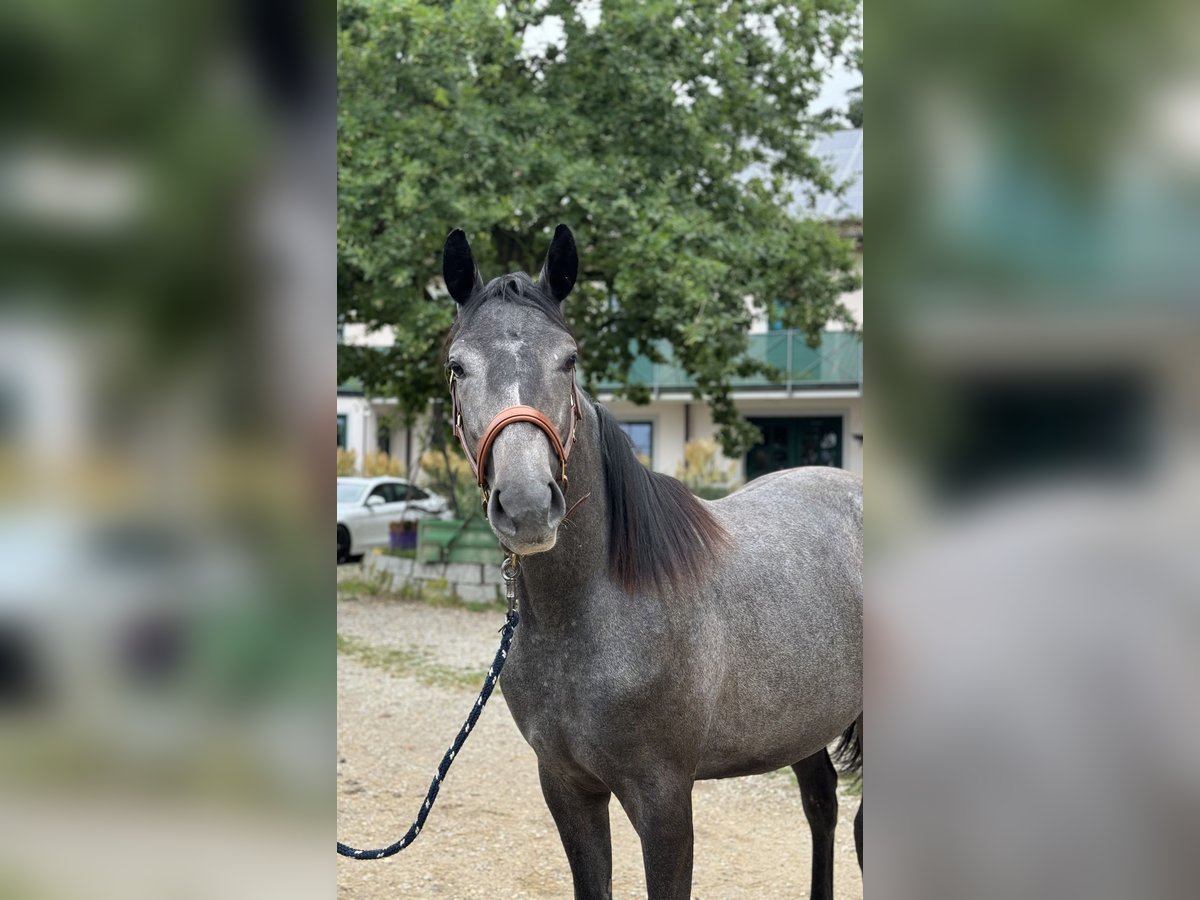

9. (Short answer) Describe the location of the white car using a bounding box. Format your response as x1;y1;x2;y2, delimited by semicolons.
337;477;452;563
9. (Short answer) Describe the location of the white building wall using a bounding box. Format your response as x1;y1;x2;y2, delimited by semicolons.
341;323;397;348
599;399;686;475
336;394;427;476
598;392;863;482
336;395;376;466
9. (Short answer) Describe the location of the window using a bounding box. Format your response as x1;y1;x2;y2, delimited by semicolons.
377;421;391;455
618;422;653;465
337;414;347;449
745;416;843;481
402;484;429;502
369;483;401;503
337;483;367;504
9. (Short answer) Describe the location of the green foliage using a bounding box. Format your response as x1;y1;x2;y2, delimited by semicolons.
847;85;863;128
339;0;862;455
418;446;481;520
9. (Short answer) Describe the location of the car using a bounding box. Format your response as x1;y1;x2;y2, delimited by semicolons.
337;476;452;563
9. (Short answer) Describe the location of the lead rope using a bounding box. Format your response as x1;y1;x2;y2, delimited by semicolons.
336;554;522;860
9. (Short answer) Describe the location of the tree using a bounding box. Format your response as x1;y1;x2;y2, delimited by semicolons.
338;0;862;454
847;85;863;128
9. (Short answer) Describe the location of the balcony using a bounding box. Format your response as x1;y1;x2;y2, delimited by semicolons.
593;329;862;395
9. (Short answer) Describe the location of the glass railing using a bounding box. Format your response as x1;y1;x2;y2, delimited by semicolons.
593;329;862;393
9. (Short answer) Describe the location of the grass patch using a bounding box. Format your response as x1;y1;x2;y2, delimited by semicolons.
336;567;394;597
338;569;505;613
403;577;504;612
336;633;489;692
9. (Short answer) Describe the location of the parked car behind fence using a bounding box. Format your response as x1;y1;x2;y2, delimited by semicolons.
336;477;452;563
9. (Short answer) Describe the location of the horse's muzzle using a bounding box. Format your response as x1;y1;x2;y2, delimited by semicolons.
487;478;566;553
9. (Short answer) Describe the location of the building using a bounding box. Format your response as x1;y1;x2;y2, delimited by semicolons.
338;129;863;483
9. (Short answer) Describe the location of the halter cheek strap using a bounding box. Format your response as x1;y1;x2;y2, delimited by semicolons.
450;373;582;504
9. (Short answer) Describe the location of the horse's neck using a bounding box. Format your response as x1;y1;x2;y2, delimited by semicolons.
515;402;608;627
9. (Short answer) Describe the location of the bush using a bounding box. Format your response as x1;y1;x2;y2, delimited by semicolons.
363;451;405;477
675;439;739;497
418;446;481;520
336;448;357;476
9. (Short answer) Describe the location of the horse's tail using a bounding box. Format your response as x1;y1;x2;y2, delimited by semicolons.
833;716;862;775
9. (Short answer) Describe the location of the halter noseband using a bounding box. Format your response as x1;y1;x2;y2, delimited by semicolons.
449;372;582;506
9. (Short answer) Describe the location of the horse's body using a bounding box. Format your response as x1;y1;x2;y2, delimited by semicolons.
504;434;862;778
442;226;862;899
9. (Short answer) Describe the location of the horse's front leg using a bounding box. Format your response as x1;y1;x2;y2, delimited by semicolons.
539;762;614;900
616;774;695;900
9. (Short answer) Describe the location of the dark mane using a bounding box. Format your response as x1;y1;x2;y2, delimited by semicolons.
446;271;571;348
595;403;731;594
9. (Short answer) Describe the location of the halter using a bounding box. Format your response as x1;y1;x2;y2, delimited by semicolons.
449;371;583;507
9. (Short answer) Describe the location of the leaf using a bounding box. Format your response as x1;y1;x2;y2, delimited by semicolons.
338;0;862;455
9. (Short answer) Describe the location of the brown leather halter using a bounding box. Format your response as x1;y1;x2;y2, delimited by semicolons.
449;371;583;505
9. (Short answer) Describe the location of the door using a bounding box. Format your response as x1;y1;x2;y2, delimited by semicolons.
744;416;843;481
363;482;406;546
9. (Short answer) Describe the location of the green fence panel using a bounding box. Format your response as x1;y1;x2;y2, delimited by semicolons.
417;518;504;565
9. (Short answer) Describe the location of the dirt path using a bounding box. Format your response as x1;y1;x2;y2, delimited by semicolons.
337;571;863;899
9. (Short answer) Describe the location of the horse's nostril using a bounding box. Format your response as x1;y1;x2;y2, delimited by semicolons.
488;490;515;532
547;481;566;524
488;481;559;536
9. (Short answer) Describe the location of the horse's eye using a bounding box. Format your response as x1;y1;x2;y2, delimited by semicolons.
564;353;578;371
448;361;465;378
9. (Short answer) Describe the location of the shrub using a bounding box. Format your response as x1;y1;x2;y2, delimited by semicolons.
336;448;358;476
363;451;405;477
418;446;480;520
675;438;739;497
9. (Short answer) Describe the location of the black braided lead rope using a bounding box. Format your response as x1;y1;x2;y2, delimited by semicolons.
336;607;520;860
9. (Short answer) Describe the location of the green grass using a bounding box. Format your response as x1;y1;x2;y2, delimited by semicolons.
338;569;505;613
336;633;490;692
337;566;394;597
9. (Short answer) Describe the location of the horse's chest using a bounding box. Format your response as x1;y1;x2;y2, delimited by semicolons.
501;626;701;775
501;641;598;760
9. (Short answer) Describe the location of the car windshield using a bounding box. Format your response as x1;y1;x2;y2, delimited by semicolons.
337;483;368;505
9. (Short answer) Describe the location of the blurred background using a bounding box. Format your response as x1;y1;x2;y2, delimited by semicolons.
6;0;1199;894
0;1;331;897
872;1;1200;898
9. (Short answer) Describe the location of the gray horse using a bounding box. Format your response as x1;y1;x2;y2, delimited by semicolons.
443;225;863;900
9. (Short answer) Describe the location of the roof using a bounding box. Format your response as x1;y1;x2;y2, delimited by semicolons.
740;128;863;222
801;128;863;220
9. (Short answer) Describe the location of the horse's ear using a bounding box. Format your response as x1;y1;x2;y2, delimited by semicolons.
443;228;483;305
540;224;578;302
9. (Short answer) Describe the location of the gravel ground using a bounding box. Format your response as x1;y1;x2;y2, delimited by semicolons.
337;567;863;899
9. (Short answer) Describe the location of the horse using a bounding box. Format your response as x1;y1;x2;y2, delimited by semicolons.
441;224;863;899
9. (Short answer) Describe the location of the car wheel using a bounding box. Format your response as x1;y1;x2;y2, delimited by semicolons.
337;525;351;565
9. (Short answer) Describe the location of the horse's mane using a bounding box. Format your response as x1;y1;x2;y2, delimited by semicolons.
446;272;570;346
594;403;730;595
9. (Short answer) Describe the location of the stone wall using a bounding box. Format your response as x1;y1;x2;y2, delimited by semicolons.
364;553;505;606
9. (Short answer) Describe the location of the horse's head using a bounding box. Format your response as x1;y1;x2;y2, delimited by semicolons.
443;225;580;555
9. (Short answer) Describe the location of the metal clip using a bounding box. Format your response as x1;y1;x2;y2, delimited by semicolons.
501;554;520;615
